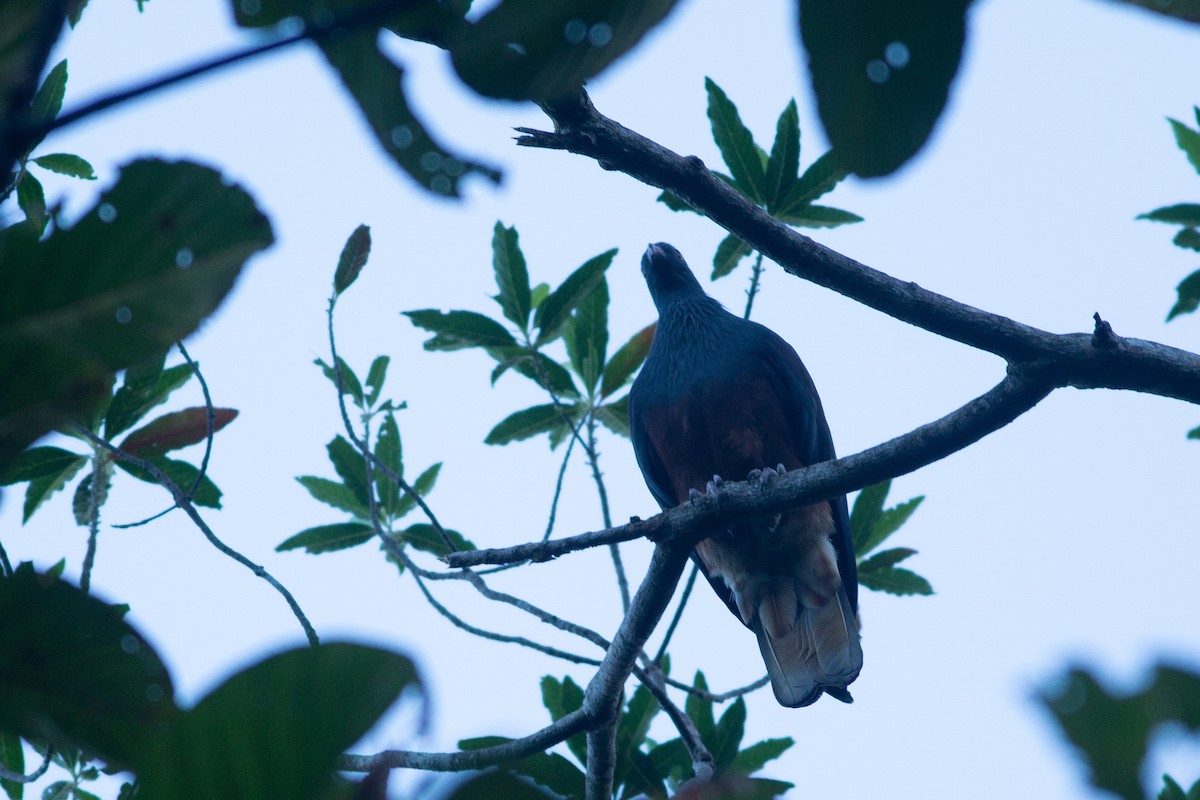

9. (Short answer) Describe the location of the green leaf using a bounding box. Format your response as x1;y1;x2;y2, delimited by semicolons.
365;355;390;406
115;456;222;508
646;738;690;785
31;153;96;180
16;171;47;234
773;150;852;220
374;412;403;518
685;672;716;747
595;396;631;438
1170;115;1200;174
315;357;365;407
485;403;570;446
801;0;970;176
22;454;88;524
710;697;747;772
40;782;71;800
656;190;697;213
276;522;375;554
1138;203;1200;226
1173;228;1200;252
567;277;609;394
326;435;370;509
315;30;500;196
1187;425;1200;440
872;495;925;547
295;476;368;517
0;729;25;800
850;481;888;553
0;446;84;485
491;350;581;399
858;546;917;571
30;60;68;132
118;407;238;457
705;78;766;203
0;159;273;472
139;643;420;800
858;565;933;596
71;467;111;528
534;249;617;346
105;360;193;440
613;684;660;789
1159;775;1188;800
492;222;532;330
506;752;587;800
399;523;475;557
393;461;443;519
600;323;654;399
712;234;753;280
764;100;800;212
777;204;863;228
1041;664;1200;800
540;676;587;766
729;737;794;775
620;750;668;800
1107;0;1200;22
1167;270;1200;321
333;224;370;296
403;309;518;351
443;770;558;800
450;0;680;103
0;566;179;767
747;777;795;798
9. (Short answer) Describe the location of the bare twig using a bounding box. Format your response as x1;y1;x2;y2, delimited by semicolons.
0;746;52;783
663;674;771;703
0;539;12;576
69;424;319;647
743;250;765;320
80;459;102;593
654;561;699;664
633;663;715;781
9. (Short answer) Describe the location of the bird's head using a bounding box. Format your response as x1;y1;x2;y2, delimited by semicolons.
641;242;706;310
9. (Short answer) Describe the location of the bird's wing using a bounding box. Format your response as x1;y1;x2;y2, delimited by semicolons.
628;387;678;511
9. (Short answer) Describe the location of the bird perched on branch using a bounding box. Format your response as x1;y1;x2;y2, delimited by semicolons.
628;242;862;708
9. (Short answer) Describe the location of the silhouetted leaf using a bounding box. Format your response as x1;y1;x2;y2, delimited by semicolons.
595;396;630;438
777;205;863;228
115;457;222;508
711;698;746;771
850;481;888;553
541;676;587;765
31;153;95;180
685;672;716;746
601;323;654;399
492;222;532;330
485;403;566;446
0;446;83;485
534;249;617;346
858;565;932;596
277;522;375;554
1169;113;1200;173
334;224;370;296
118;407;237;457
1167;270;1200;321
712;234;753;280
365;355;390;406
800;0;970;176
0;729;23;800
444;770;558;800
491;350;581;399
295;476;367;517
764;100;800;212
729;737;793;775
706;78;765;203
20;452;87;523
404;310;518;351
16;171;46;234
374;412;403;517
1139;204;1200;226
315;357;365;407
567;277;609;393
105;361;193;440
656;190;696;213
400;523;475;557
30;60;67;137
71;466;110;527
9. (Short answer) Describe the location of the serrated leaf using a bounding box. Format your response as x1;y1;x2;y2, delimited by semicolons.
0;729;23;800
485;403;569;446
774;150;851;217
0;446;84;485
712;234;753;280
540;676;587;766
118;407;238;457
1160;775;1188;800
1170;116;1200;174
600;323;654;399
365;355;390;406
1167;270;1200;321
1139;204;1200;226
22;455;88;524
31;153;96;180
685;671;716;746
276;522;374;554
801;0;969;176
705;78;766;203
115;457;222;508
31;60;67;133
711;698;747;772
850;481;889;553
315;357;365;407
1172;228;1200;252
374;412;403;518
656;190;697;213
646;738;690;784
295;476;368;517
621;749;668;800
567;277;609;393
492;222;532;330
16;171;47;234
104;361;193;440
730;737;794;775
400;523;475;557
858;565;933;596
333;224;370;296
595;396;631;438
71;467;111;527
872;495;925;546
613;684;660;789
777;204;863;228
450;0;680;103
403;309;518;351
748;777;796;798
325;435;370;509
0;159;272;471
534;249;617;346
764;100;800;212
858;546;917;572
491;349;581;399
393;462;443;519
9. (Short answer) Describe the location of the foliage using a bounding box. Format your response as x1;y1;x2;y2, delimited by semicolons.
658;79;860;290
1139;106;1200;322
0;564;421;800
1041;663;1200;800
850;480;932;596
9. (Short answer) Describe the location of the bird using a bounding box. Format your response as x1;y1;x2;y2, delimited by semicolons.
628;242;862;708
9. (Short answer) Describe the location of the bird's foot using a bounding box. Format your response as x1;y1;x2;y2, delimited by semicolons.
749;465;785;486
688;475;725;505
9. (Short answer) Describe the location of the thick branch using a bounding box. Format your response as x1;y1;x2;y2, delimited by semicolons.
515;91;1200;404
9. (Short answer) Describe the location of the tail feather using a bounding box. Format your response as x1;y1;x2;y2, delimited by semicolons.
755;586;862;708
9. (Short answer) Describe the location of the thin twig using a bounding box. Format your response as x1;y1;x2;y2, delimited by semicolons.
632;663;714;781
585;414;630;612
663;674;770;703
0;538;12;576
0;747;52;783
79;459;102;594
743;250;765;320
70;423;319;647
654;561;699;664
542;431;576;542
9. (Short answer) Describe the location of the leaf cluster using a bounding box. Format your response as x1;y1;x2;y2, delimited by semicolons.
0;351;235;527
404;222;652;450
460;669;793;800
850;480;932;596
0;565;419;800
659;79;861;283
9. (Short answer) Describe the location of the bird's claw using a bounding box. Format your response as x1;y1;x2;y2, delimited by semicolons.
706;474;724;494
750;465;784;486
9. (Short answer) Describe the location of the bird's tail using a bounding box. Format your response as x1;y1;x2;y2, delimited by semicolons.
754;586;862;708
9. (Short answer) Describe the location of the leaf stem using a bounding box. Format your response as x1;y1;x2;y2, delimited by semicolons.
743;250;765;319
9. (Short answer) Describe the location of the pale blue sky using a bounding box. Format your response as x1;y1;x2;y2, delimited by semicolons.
4;1;1200;797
